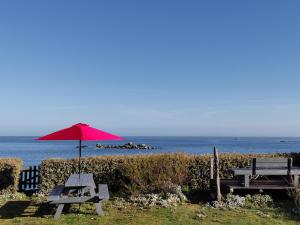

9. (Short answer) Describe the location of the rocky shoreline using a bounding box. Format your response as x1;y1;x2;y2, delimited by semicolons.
96;142;159;150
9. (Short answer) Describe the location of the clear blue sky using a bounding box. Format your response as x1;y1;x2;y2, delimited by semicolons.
0;0;299;136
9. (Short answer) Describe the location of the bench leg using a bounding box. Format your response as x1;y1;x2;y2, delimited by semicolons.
293;175;299;187
244;175;250;188
54;204;64;219
95;202;104;216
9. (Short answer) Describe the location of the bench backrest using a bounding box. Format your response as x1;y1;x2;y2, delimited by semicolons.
252;158;292;176
253;158;292;169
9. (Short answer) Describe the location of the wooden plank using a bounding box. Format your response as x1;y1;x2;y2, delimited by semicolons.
50;196;97;204
288;169;300;175
256;158;288;163
255;169;290;175
210;158;214;180
227;185;296;190
19;170;23;191
95;202;103;215
221;179;295;190
213;147;221;202
256;163;287;168
98;184;109;200
244;175;249;188
293;175;299;187
24;169;28;190
48;185;65;202
65;173;96;188
37;166;40;189
54;204;64;219
233;168;252;175
29;166;32;189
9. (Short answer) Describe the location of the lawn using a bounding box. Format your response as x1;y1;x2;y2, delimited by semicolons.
0;198;300;225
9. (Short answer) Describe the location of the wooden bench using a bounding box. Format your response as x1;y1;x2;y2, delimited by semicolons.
232;157;300;189
47;183;110;219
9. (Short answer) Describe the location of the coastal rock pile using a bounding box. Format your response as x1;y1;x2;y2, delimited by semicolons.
96;142;159;150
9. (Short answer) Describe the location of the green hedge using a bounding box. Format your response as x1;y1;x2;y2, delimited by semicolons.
39;152;300;195
0;158;22;194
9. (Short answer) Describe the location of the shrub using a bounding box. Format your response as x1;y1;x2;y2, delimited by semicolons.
244;194;273;209
0;192;27;202
206;194;273;209
0;158;22;194
39;152;300;196
119;154;190;195
129;193;182;208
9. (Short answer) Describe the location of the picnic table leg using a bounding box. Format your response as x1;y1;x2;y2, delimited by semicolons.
244;175;250;188
95;202;104;215
54;204;64;219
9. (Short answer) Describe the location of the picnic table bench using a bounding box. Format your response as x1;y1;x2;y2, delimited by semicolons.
210;157;300;193
232;158;300;188
47;173;109;219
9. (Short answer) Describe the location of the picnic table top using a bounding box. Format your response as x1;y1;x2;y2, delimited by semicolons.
65;173;96;188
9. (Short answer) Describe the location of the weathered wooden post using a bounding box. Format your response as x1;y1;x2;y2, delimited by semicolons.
213;146;222;202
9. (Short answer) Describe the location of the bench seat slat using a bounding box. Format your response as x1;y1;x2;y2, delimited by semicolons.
50;196;96;204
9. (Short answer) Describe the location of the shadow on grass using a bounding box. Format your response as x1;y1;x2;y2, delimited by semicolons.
0;201;31;218
185;190;213;204
0;200;107;219
0;201;58;219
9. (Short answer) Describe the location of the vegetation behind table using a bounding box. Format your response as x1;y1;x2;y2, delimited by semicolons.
39;152;300;195
0;158;22;194
1;152;300;195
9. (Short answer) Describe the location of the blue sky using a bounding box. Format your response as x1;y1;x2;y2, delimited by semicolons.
0;0;299;136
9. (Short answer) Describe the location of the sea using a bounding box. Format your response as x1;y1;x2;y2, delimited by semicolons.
0;136;300;167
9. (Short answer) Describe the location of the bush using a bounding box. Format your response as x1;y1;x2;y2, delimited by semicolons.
39;152;300;196
206;194;273;209
244;194;273;209
120;154;190;195
0;158;22;194
40;154;190;195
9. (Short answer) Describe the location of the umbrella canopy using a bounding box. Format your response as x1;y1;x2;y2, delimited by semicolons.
37;123;124;175
36;123;123;141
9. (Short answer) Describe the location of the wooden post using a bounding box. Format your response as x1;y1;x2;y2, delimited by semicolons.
213;146;222;202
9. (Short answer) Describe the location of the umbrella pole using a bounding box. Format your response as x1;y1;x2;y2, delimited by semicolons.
79;140;82;175
79;140;82;199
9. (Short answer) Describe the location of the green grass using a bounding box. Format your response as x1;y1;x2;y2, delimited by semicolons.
0;197;300;225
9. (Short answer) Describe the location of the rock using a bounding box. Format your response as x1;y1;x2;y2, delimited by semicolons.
96;142;159;150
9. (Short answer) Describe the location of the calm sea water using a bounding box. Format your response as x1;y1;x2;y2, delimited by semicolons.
0;136;300;167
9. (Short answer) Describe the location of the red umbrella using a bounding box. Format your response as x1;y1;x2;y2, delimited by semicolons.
37;123;124;174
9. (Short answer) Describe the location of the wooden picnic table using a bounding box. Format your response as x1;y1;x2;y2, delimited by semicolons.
232;158;300;188
47;173;109;219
